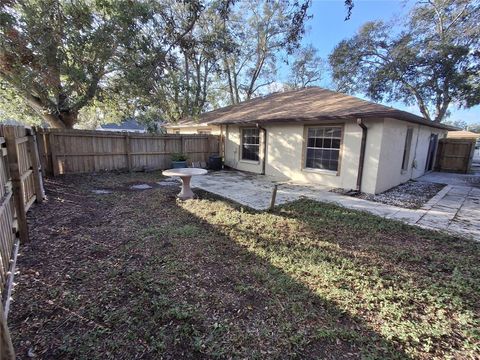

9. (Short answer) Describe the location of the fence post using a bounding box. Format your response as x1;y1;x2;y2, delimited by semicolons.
26;128;44;203
35;128;50;176
49;132;60;176
0;304;15;360
269;184;278;211
3;127;29;243
125;134;132;172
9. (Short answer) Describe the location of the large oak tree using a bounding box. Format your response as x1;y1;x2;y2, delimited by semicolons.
329;0;480;122
0;0;201;128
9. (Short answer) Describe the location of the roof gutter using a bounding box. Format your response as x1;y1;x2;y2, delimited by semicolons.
356;118;368;192
208;114;457;131
256;123;267;175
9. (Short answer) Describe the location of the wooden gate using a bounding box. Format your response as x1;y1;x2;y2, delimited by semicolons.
435;138;476;173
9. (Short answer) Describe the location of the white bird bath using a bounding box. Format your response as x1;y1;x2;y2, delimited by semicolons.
162;168;208;200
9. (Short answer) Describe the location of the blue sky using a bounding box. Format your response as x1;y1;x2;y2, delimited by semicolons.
281;0;479;125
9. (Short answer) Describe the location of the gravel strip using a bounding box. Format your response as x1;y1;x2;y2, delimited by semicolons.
331;180;446;209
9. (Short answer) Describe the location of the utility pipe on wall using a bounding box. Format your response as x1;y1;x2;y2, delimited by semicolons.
356;118;368;192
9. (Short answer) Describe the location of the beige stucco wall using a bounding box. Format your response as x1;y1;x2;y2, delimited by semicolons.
224;119;385;192
224;118;447;194
224;125;266;173
411;124;447;178
374;118;447;193
166;125;221;135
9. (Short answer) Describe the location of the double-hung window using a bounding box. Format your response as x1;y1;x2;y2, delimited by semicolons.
241;128;260;161
305;127;342;172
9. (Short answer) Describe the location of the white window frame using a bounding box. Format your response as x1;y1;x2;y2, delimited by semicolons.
304;126;343;174
241;127;260;162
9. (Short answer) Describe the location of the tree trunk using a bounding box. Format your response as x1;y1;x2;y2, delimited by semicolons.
224;57;236;105
43;110;78;129
184;52;190;112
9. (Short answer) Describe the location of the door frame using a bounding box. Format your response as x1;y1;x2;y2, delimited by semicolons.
425;133;439;172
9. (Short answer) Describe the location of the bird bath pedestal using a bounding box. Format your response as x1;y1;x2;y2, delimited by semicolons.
162;168;208;200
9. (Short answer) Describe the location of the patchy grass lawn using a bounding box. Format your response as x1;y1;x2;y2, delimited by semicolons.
10;172;480;359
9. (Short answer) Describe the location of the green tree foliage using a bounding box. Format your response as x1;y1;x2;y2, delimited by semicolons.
122;2;229;124
0;0;202;128
443;119;468;129
0;80;43;125
468;123;480;133
288;44;324;88
120;0;318;123
1;0;354;127
329;0;480;122
222;0;310;104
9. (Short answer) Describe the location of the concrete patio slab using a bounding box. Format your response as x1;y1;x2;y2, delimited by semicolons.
418;171;480;188
191;170;480;241
191;170;333;210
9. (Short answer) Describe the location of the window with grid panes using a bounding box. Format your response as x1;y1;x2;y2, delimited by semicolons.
305;127;342;171
241;128;260;161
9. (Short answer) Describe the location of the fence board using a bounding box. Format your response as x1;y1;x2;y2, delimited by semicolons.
40;130;221;175
0;125;45;358
436;138;475;173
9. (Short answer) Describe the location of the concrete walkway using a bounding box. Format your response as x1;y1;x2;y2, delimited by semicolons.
191;170;480;242
419;171;480;188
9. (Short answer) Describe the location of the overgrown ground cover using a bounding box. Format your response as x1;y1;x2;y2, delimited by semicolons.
9;172;480;359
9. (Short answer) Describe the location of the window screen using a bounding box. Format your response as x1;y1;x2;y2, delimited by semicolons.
241;128;260;161
305;127;342;171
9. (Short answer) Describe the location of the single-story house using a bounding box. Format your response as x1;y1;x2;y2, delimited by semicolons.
166;121;221;135
98;118;148;133
168;87;455;194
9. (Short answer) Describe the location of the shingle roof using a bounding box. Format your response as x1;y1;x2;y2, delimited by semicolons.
447;130;480;139
178;87;456;130
100;118;146;131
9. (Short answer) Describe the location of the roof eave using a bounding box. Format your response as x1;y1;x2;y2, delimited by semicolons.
165;123;212;128
208;115;357;126
209;113;458;131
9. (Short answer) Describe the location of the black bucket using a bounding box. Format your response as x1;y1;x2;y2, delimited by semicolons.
208;155;223;171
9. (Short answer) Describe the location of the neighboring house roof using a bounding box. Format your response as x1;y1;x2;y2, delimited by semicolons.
177;87;456;130
447;130;480;139
166;122;212;129
0;119;26;126
99;118;146;132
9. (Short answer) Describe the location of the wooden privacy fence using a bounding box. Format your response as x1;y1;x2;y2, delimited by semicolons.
36;129;221;176
435;138;476;173
0;125;45;359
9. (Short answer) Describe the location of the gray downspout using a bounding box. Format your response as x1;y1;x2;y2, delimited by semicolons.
256;123;267;175
220;125;225;159
356;118;368;192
